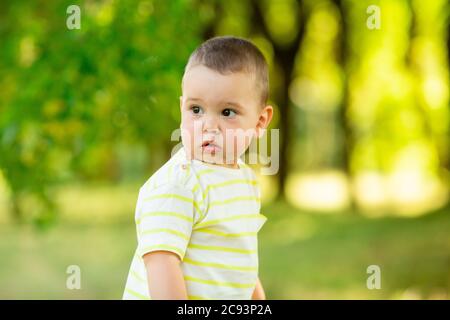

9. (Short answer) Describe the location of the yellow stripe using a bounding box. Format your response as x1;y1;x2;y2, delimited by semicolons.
190;171;209;222
195;228;257;238
201;179;258;202
125;288;149;300
141;228;191;241
190;169;215;205
194;213;264;229
192;183;200;193
140;245;184;258
184;275;255;288
144;193;191;204
184;165;191;184
131;270;146;283
209;196;260;207
188;243;256;254
137;211;192;224
143;193;202;213
183;257;258;271
196;169;215;177
188;295;212;300
208;179;257;189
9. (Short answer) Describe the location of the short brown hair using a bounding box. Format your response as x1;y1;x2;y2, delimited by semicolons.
183;36;269;106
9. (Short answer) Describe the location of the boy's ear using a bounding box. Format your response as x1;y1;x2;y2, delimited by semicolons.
256;105;273;138
179;96;183;111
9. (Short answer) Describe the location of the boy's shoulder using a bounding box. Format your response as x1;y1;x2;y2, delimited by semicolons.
139;147;197;196
138;146;260;200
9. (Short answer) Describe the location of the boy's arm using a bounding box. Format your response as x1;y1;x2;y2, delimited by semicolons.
252;277;266;300
143;251;188;300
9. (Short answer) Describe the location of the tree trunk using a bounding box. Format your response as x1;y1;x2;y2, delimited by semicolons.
250;0;306;200
11;193;23;224
333;0;356;212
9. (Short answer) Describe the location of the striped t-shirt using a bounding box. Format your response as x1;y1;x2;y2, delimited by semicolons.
122;146;267;300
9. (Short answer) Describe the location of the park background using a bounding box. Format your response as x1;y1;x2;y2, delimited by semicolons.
0;0;449;299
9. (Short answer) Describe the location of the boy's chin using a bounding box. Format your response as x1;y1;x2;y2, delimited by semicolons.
196;152;237;166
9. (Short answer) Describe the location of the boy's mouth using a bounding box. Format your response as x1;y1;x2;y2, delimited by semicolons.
202;141;211;147
201;140;221;153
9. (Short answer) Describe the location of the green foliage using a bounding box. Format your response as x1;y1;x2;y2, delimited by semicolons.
0;0;206;224
0;0;448;223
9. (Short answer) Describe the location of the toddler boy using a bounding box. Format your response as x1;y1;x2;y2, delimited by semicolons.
123;36;273;300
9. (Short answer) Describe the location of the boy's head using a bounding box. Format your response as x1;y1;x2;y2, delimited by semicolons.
180;36;273;168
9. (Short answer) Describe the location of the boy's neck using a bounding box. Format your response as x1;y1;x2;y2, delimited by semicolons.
197;160;240;170
216;162;240;169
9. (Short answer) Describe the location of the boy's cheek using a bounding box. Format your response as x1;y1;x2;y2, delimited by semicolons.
181;123;200;143
180;123;193;149
227;131;254;147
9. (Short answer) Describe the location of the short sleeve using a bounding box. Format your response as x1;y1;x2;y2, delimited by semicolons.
135;183;195;261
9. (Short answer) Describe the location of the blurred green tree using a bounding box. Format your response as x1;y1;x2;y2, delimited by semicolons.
0;0;206;225
0;0;448;224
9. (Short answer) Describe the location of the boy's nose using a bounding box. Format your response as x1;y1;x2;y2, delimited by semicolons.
204;127;220;135
202;116;220;133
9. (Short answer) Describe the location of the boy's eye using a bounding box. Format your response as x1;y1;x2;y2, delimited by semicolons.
190;105;203;114
222;108;237;117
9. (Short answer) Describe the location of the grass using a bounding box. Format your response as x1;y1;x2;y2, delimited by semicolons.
0;184;449;299
259;201;450;299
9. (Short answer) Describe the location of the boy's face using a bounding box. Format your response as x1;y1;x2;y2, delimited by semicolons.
180;64;273;168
